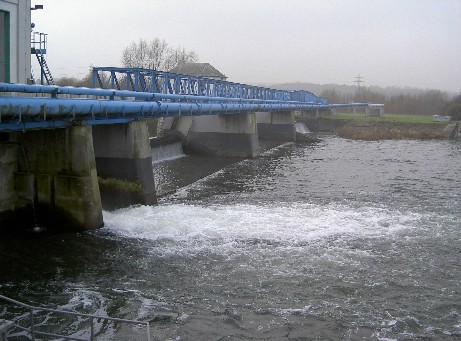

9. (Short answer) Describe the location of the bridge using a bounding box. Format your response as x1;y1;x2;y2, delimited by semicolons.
0;68;369;232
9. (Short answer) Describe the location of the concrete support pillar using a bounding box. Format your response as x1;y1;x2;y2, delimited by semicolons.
256;111;296;141
0;140;21;227
296;110;321;131
168;114;259;158
0;126;104;231
93;121;157;210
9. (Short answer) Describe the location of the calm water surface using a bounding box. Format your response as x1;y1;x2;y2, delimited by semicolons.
1;137;460;340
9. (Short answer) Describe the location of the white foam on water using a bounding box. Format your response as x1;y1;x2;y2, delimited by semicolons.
102;201;432;256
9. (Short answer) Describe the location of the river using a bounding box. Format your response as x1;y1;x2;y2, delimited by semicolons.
1;136;460;340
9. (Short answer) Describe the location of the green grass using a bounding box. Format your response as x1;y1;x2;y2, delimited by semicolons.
321;112;443;125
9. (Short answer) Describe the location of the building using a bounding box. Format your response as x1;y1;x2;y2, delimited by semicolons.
365;104;385;117
169;62;227;81
0;0;31;83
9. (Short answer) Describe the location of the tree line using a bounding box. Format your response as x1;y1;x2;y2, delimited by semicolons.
320;87;460;117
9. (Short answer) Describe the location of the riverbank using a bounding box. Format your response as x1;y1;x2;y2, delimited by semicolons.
336;121;448;140
311;114;457;140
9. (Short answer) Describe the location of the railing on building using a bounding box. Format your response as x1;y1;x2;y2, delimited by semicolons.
0;295;151;341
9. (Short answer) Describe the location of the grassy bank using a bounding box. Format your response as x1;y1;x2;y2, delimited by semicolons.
320;113;450;140
324;112;441;124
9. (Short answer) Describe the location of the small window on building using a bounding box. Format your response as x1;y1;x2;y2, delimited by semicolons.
0;10;10;82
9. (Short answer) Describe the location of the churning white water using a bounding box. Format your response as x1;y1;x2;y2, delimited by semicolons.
2;137;460;340
103;202;429;257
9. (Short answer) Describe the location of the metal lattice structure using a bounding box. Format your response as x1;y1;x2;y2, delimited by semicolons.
93;67;327;105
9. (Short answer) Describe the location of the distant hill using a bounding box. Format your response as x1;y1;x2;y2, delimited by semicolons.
266;82;455;98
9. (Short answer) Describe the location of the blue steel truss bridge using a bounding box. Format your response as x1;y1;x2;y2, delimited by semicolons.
0;67;368;132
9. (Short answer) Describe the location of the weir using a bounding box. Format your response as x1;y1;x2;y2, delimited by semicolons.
0;77;369;232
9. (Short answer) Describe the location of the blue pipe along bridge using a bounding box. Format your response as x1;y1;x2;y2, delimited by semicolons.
0;67;370;232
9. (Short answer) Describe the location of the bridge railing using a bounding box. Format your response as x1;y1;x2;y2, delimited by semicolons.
93;67;328;105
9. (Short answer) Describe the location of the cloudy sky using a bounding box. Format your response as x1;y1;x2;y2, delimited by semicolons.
31;0;461;93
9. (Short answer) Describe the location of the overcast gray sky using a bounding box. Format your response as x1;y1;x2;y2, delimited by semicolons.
31;0;461;93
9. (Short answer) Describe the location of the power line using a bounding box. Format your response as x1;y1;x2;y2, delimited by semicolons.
354;74;364;89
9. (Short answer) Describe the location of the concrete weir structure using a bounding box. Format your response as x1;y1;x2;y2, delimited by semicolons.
163;113;259;157
256;111;296;141
93;121;157;210
0;79;369;232
0;120;156;232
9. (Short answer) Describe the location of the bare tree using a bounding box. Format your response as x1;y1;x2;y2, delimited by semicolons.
121;38;198;71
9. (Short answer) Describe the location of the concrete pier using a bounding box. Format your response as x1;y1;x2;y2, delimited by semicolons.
0;121;158;231
0;126;103;231
93;121;157;210
163;114;260;158
295;110;321;131
256;111;296;141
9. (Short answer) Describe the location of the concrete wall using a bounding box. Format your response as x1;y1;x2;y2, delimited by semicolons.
93;121;157;210
0;0;31;83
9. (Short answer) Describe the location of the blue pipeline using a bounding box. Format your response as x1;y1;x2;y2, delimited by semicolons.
0;83;325;105
0;83;369;132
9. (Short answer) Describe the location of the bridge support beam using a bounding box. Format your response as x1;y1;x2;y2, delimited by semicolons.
164;114;259;158
256;111;296;141
0;126;103;232
93;121;157;210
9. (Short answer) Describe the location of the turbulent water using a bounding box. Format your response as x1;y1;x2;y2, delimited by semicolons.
1;137;460;340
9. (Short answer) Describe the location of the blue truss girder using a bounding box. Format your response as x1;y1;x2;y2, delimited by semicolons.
92;67;326;104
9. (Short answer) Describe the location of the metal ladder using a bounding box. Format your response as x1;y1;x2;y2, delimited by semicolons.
31;32;55;85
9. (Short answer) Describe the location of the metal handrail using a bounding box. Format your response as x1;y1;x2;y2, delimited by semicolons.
0;295;151;341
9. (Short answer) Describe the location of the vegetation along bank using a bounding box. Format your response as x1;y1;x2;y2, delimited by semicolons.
314;113;459;141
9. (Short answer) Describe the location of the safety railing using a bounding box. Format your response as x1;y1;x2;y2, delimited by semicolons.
0;295;151;341
31;32;48;55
